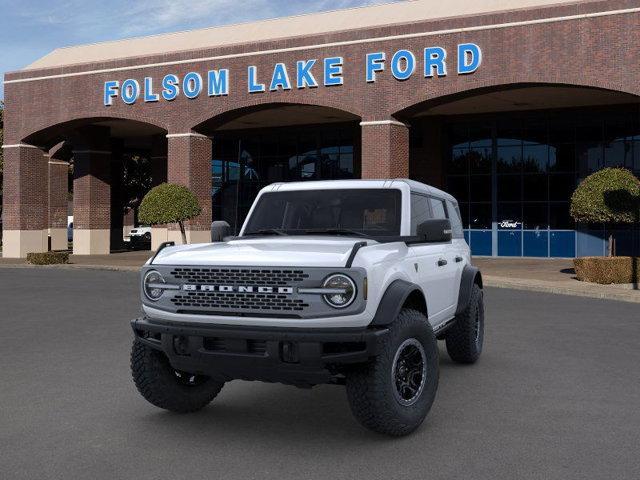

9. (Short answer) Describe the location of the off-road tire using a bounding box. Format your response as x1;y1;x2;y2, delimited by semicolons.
345;309;439;436
131;340;224;413
445;283;484;364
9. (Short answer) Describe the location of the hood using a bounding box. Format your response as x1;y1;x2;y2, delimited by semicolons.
152;236;371;267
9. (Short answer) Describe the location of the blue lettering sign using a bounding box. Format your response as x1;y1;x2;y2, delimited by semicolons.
121;79;140;104
390;50;415;81
101;45;483;105
270;63;292;91
324;57;343;86
248;66;265;93
458;43;482;74
183;72;203;99
366;52;385;83
424;47;447;77
296;60;318;89
144;77;159;102
104;80;119;106
208;69;229;96
161;74;179;101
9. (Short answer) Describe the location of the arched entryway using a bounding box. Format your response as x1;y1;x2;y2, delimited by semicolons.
4;117;167;257
194;103;361;233
396;84;640;258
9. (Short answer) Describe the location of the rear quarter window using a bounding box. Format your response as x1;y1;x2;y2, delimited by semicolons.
446;199;464;239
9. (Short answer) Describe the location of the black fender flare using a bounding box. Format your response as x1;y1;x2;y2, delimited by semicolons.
455;265;483;316
370;279;426;326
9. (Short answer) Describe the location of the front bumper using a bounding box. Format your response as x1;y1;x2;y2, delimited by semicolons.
131;317;389;387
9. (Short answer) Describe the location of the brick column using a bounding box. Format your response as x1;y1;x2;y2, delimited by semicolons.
166;132;212;245
150;134;169;250
48;158;69;251
1;144;49;258
72;127;112;255
360;120;410;179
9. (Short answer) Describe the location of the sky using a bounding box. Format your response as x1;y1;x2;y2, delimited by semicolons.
0;0;401;100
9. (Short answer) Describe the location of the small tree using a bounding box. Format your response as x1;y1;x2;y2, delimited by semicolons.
570;168;640;256
138;183;202;244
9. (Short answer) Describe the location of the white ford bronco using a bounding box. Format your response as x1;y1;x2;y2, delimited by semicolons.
131;179;484;436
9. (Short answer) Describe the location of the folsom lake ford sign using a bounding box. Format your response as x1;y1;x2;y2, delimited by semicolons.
103;43;482;106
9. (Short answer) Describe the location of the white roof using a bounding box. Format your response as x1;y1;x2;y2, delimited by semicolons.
25;0;585;70
263;179;456;202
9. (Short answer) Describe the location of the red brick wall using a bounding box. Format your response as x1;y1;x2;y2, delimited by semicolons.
361;123;410;178
2;146;48;230
72;151;111;230
167;135;213;230
4;0;640;147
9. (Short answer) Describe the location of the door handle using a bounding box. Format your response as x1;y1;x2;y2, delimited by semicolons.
455;256;463;263
437;259;448;267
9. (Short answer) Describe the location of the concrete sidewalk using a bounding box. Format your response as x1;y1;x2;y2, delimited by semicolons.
1;251;639;303
474;257;640;303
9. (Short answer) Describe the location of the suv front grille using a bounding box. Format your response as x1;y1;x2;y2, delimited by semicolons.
170;291;310;312
203;337;267;355
170;268;309;286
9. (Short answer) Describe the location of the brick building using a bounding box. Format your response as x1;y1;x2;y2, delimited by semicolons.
3;0;640;258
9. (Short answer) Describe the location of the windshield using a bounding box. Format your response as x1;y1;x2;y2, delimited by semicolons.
243;189;402;237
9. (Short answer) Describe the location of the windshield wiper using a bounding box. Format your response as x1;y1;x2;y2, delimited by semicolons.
243;228;287;236
302;228;371;238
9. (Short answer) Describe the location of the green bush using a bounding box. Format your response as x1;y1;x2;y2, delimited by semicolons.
138;183;202;244
570;168;640;256
574;256;640;284
570;168;640;224
27;251;70;265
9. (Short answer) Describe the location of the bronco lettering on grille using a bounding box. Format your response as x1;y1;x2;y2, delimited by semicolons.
182;285;294;294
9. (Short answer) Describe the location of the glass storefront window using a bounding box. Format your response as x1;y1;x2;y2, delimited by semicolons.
450;148;469;174
549;174;576;201
497;203;522;229
470;147;492;173
497;145;522;173
549;144;575;172
523;203;548;229
469;175;492;202
604;140;632;168
634;142;640;171
523;144;548;173
458;202;469;229
577;142;603;174
522;174;548;202
446;105;639;257
470;203;491;229
549;202;573;229
211;123;358;234
446;176;469;202
497;175;521;202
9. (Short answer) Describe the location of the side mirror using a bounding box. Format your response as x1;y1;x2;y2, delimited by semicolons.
416;219;452;243
211;221;231;242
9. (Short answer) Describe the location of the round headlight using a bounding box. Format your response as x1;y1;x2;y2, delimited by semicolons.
143;270;166;301
322;274;356;308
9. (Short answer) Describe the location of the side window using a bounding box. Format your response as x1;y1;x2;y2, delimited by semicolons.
429;197;447;220
446;200;464;239
410;193;431;234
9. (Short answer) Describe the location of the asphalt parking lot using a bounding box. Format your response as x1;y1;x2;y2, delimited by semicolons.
1;268;639;480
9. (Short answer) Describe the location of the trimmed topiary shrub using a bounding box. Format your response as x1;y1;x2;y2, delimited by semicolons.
574;256;639;284
138;183;202;244
27;251;70;265
570;168;640;256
